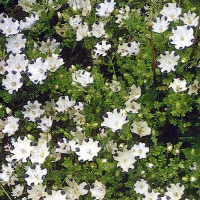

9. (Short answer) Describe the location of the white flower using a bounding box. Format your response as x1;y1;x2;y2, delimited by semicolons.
142;190;160;200
25;164;47;186
129;84;141;100
152;16;170;33
5;53;28;74
30;142;49;164
72;69;93;86
132;142;149;159
2;71;23;94
188;80;199;95
39;38;61;54
157;51;180;73
74;102;84;111
64;179;89;200
46;53;64;72
96;0;116;17
44;190;66;200
10;136;34;162
91;21;105;38
74;138;101;162
90;180;106;200
76;22;89;41
27;183;47;200
0;14;20;36
126;41;140;55
0;163;15;183
22;100;44;122
20;13;39;30
0;60;6;75
37;116;53;132
2;116;19;136
94;40;111;56
180;10;199;27
130;120;151;137
169;78;187;92
105;140;118;154
124;99;141;114
27;57;49;84
109;80;121;92
70;126;85;145
6;34;27;54
69;15;82;28
101;108;129;133
113;145;137;172
68;0;91;16
117;43;129;57
18;0;36;13
115;5;130;27
169;25;194;50
160;3;181;22
55;138;71;154
55;96;76;113
165;183;185;200
134;179;149;194
11;184;24;197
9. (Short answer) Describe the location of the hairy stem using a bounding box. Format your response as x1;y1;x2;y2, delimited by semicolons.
150;25;156;84
0;184;12;200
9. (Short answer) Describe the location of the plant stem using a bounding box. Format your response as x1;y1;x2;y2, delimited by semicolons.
150;25;156;84
0;184;12;200
189;9;200;65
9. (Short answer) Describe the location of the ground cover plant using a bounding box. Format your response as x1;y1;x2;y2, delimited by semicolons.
0;0;200;199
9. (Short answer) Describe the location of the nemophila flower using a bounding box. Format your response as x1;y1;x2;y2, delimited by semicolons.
165;183;185;200
0;14;20;36
74;138;101;162
115;5;130;27
158;196;172;200
130;120;151;137
169;78;187;92
10;136;34;162
105;140;118;154
133;142;149;159
11;184;24;197
46;53;64;72
45;190;66;200
30;142;50;164
188;80;199;95
152;16;170;33
96;0;116;17
68;0;91;16
20;12;39;30
64;179;89;200
27;183;47;200
142;190;160;200
0;163;15;182
72;69;93;86
101;108;129;133
160;3;181;22
129;84;141;100
91;21;105;38
55;96;76;113
73;112;86;125
180;10;199;27
18;0;36;12
5;53;28;74
55;138;71;154
124;99;141;114
133;179;149;195
25;163;47;186
70;126;85;144
94;40;111;56
113;145;136;172
6;34;26;54
76;22;89;41
117;43;129;57
74;102;84;111
2;71;23;94
90;180;106;200
22;100;44;122
27;57;49;84
37;116;53;132
2;116;19;136
169;25;194;50
127;41;140;55
0;60;6;75
39;38;61;54
109;80;121;92
69;15;82;28
157;51;180;73
44;99;60;122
